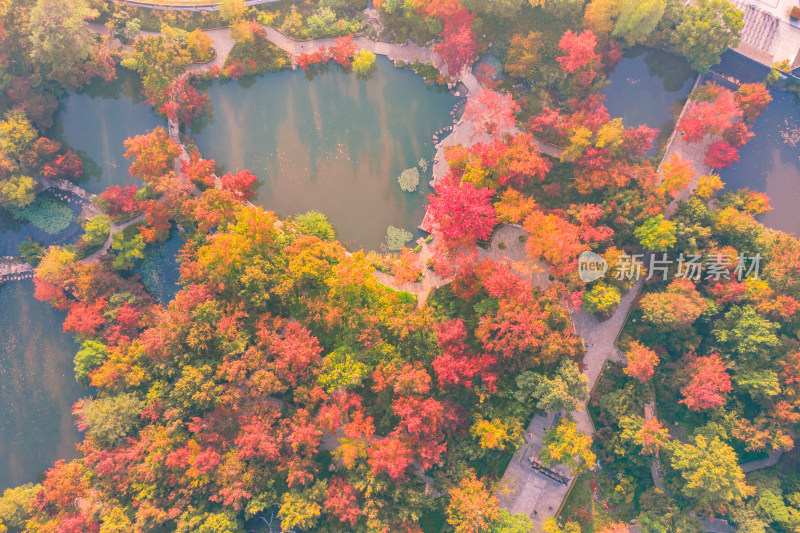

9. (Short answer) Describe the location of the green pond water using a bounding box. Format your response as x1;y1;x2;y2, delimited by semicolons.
192;56;459;250
0;281;86;490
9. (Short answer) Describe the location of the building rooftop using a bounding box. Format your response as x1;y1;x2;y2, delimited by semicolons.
730;0;800;68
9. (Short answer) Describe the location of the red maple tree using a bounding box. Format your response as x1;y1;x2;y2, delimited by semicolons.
220;169;257;201
556;29;600;84
426;175;496;250
98;184;140;218
123;127;181;182
704;140;740;169
42;151;83;182
159;77;208;125
624;341;660;382
735;83;771;121
680;353;732;411
463;89;520;140
435;9;478;76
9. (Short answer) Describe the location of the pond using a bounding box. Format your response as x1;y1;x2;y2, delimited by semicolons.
137;228;184;305
192;56;459;250
50;69;165;195
718;89;800;237
0;191;83;257
0;281;86;490
602;46;696;154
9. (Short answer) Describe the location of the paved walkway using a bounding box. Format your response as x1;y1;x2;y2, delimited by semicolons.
496;277;642;530
113;0;278;11
187;28;236;73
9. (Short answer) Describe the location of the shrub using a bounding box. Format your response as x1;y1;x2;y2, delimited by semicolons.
225;26;290;77
187;29;214;63
582;282;622;316
791;6;800;19
81;215;111;249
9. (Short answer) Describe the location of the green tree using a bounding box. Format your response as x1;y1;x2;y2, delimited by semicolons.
19;240;45;266
28;0;95;83
530;0;586;19
613;0;666;45
635;215;676;251
0;483;39;531
74;339;108;386
111;232;145;270
220;0;248;23
306;7;337;38
81;214;111;248
515;360;588;414
672;434;754;515
670;0;744;73
490;509;536;533
78;393;144;445
352;49;376;76
638;487;705;533
538;418;596;475
712;305;779;366
461;0;526;18
291;211;336;241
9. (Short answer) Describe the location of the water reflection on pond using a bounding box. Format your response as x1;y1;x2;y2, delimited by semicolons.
51;69;164;195
0;280;86;490
602;46;696;153
193;57;458;250
718;90;800;237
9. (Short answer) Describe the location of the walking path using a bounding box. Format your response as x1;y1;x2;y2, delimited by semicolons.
113;0;278;11
496;278;642;529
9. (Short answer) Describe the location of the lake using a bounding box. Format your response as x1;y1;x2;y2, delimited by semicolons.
0;281;86;490
54;59;458;251
192;57;458;250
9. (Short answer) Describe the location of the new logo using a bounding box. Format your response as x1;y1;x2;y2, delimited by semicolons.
578;251;608;283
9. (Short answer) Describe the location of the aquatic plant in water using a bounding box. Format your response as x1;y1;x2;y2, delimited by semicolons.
386;225;412;251
397;167;420;192
8;196;74;234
